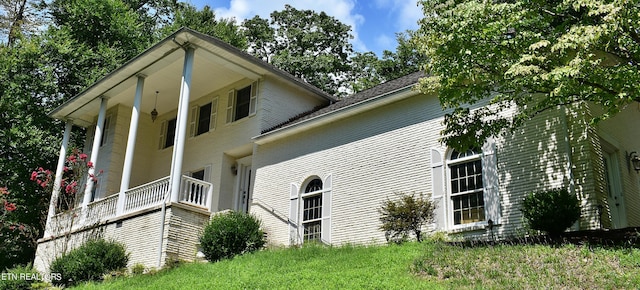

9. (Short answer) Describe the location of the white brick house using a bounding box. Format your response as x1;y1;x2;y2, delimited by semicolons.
35;28;640;272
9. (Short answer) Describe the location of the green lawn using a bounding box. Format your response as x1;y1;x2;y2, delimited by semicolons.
73;242;640;289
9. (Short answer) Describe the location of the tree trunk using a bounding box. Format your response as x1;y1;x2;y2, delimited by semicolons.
7;0;27;47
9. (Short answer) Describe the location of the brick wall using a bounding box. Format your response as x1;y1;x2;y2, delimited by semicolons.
251;93;605;245
34;204;210;275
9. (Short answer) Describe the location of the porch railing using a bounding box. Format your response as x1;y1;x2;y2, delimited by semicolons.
179;175;212;211
47;175;213;233
86;194;119;223
123;176;171;213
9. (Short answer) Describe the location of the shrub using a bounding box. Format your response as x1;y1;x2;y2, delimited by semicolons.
49;239;129;286
521;188;581;236
199;211;266;262
379;192;436;243
0;265;40;290
130;263;145;275
163;256;184;270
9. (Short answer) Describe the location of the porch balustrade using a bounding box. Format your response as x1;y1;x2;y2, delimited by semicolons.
123;176;171;213
86;194;118;224
47;175;213;236
179;176;212;211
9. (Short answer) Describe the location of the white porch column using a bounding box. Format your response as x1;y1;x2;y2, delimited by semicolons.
117;75;145;214
45;121;73;235
82;97;108;208
169;46;195;203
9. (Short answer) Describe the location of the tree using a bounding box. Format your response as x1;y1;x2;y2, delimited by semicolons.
414;0;640;150
0;37;62;269
349;51;385;92
161;3;246;49
0;0;43;46
0;0;166;268
349;31;422;92
377;31;422;81
47;0;154;62
243;15;274;62
243;5;354;97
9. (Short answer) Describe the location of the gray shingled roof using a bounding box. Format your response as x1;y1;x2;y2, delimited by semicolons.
261;71;425;134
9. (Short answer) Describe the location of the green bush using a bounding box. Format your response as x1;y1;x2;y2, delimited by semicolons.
0;265;40;290
49;239;129;286
379;192;436;243
130;263;145;275
199;211;266;262
521;188;581;236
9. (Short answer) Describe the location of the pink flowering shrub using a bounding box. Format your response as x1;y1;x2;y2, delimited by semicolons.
1;149;99;269
1;187;17;213
31;148;99;213
1;187;17;215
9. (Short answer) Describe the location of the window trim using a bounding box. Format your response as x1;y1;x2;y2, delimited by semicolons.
158;116;177;150
187;165;211;182
289;174;332;245
301;178;324;243
190;96;219;138
226;81;258;124
446;148;487;230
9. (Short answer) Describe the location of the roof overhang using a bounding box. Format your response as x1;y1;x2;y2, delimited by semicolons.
254;85;421;144
49;27;335;127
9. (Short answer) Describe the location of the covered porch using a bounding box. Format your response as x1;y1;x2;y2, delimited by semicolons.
41;28;266;236
44;174;212;236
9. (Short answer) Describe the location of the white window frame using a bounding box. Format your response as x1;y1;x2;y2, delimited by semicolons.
447;148;487;230
301;179;324;242
226;81;258;124
190;97;218;138
187;165;211;182
289;174;332;245
158;116;177;150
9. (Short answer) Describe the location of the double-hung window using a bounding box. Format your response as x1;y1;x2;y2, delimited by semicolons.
159;117;177;149
430;143;500;231
226;82;257;123
190;97;218;137
449;149;485;225
302;179;323;242
289;175;333;245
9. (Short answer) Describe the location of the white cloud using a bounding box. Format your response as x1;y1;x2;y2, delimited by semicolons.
371;0;421;31
214;0;368;51
375;34;393;50
397;1;422;31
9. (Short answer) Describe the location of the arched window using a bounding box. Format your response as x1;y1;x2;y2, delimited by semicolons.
449;148;485;225
305;179;323;193
289;175;333;245
302;178;323;242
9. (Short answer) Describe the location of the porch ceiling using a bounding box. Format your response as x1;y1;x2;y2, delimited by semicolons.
66;51;248;127
49;28;334;127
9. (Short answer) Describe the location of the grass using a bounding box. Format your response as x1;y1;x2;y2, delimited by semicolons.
71;241;640;290
413;243;640;288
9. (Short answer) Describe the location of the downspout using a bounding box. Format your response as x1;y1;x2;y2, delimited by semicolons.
561;106;578;230
157;189;171;267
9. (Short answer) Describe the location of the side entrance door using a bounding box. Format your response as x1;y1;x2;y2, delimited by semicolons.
234;157;252;213
602;150;627;229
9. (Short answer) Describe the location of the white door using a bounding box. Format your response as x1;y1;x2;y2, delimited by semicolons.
235;163;252;213
603;152;627;228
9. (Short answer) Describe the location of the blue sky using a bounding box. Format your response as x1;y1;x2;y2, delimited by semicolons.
184;0;423;56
